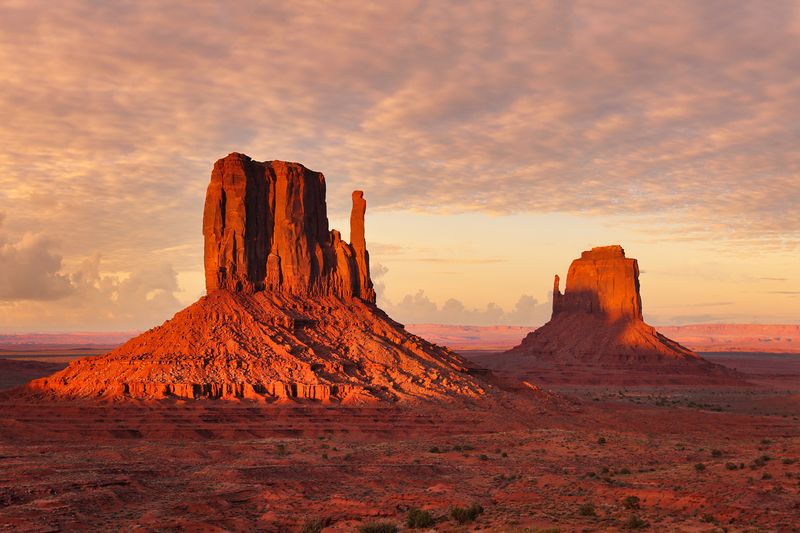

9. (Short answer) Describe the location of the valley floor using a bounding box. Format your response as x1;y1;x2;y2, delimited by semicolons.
0;353;798;532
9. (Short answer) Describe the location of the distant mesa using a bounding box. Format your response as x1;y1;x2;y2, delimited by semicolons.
26;153;489;403
483;246;740;385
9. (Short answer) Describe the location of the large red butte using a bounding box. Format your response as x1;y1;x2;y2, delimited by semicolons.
26;154;487;402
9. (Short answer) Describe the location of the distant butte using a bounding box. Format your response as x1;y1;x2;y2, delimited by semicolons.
27;153;489;403
482;246;741;385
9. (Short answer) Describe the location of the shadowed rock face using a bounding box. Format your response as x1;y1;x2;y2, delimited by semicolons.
203;153;374;302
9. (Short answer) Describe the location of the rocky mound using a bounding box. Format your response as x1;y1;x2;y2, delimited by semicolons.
482;246;739;385
27;153;489;403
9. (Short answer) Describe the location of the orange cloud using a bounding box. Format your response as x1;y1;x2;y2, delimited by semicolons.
0;1;798;327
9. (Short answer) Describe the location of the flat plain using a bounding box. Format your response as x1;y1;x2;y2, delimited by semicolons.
1;350;798;532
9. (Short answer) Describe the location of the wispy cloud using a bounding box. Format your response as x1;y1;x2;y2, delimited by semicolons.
1;1;799;257
1;1;799;327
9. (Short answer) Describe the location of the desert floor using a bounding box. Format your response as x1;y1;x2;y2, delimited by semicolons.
1;352;798;532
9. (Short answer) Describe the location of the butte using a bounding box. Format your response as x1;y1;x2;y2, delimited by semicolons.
26;153;490;403
480;246;740;386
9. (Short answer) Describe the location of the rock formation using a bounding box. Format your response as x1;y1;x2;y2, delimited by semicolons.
551;245;642;320
203;154;374;301
27;154;487;402
486;246;739;385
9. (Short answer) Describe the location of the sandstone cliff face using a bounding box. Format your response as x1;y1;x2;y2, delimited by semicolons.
497;245;740;384
552;245;642;321
27;153;487;403
203;153;374;302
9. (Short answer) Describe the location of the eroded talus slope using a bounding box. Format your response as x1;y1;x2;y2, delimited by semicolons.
28;290;487;402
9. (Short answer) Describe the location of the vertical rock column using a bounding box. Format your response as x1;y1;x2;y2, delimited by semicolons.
350;190;375;303
202;153;268;293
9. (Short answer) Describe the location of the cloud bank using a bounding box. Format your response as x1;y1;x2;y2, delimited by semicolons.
0;215;183;331
373;264;551;326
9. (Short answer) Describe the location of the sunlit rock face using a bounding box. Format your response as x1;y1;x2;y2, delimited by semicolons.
499;245;739;384
552;245;642;321
25;153;487;403
203;153;375;302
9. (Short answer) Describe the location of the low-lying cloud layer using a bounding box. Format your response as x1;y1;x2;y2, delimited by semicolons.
0;215;183;331
381;291;551;327
372;264;551;326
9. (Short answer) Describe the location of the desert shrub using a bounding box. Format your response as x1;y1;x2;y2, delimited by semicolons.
725;462;738;470
694;463;706;472
761;438;772;445
300;517;332;533
762;472;772;480
276;443;288;455
358;522;398;533
619;467;632;475
597;436;607;445
711;449;723;457
451;503;484;524
623;495;641;510
428;446;441;453
479;454;489;461
700;513;716;523
578;503;596;517
502;452;508;458
624;515;649;529
406;508;435;528
782;457;797;465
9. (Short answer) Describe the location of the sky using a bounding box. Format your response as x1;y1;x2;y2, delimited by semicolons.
0;0;798;332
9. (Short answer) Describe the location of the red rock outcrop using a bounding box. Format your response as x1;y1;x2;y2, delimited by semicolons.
27;154;487;403
203;153;374;301
552;245;642;320
487;246;740;385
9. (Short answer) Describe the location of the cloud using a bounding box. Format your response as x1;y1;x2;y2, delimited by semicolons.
0;214;72;300
0;218;184;331
0;1;799;327
380;290;551;326
374;265;550;325
0;0;798;261
409;258;506;264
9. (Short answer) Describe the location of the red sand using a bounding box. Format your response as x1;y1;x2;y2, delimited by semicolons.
1;352;798;531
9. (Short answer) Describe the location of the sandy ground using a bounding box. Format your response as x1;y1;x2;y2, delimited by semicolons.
1;353;799;532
